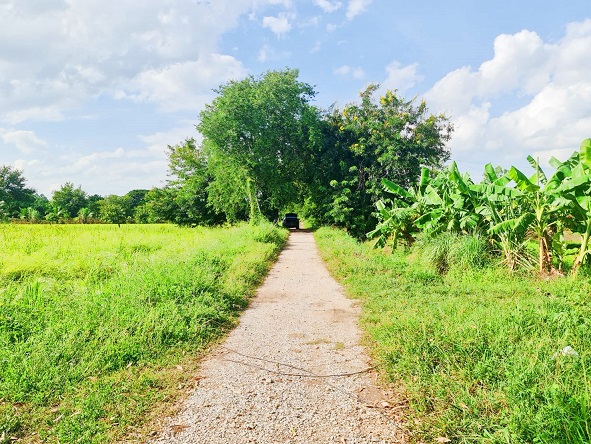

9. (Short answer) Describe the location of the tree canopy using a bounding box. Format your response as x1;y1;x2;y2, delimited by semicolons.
0;165;36;219
198;68;321;221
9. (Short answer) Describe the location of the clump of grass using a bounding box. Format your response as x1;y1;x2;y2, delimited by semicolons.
416;232;490;274
315;227;591;443
0;223;287;442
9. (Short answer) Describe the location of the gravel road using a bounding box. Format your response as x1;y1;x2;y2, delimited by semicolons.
149;231;406;443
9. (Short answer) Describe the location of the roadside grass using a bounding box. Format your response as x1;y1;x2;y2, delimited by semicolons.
315;227;591;444
0;223;287;443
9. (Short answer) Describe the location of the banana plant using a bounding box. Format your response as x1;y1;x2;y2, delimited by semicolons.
505;158;563;273
554;138;591;274
412;162;480;235
472;174;534;271
367;172;426;249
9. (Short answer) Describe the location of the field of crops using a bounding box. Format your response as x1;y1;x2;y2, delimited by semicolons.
316;227;591;444
0;223;287;443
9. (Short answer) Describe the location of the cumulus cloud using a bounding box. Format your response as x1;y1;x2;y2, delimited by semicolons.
33;146;169;196
313;0;342;13
381;61;424;94
1;129;48;154
425;19;591;172
262;13;294;37
346;0;372;20
334;65;365;79
0;0;259;124
121;54;247;112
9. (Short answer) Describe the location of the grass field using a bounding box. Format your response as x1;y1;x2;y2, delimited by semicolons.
315;227;591;444
0;223;287;443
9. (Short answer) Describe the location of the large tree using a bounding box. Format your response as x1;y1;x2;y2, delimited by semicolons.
0;165;36;219
197;68;321;222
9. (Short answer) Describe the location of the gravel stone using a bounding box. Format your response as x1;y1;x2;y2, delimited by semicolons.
149;231;406;443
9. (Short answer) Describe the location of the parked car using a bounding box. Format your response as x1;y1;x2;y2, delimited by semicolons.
282;213;300;230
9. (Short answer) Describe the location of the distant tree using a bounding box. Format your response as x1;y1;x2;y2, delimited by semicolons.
166;139;224;226
19;207;41;223
197;68;322;222
141;187;178;223
86;194;103;217
125;189;148;210
98;195;131;225
77;207;93;224
0;165;36;218
31;194;50;218
51;182;87;218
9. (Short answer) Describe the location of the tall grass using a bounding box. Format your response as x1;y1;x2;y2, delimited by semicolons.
0;223;287;443
315;227;591;443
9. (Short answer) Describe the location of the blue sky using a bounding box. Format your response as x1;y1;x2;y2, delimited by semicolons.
1;0;590;196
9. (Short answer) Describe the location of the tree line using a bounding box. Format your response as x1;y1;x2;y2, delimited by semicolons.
1;68;453;236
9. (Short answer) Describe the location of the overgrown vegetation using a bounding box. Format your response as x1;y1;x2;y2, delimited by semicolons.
315;227;591;443
0;223;287;443
370;138;591;275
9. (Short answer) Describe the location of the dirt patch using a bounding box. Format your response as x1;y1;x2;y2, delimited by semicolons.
147;231;406;443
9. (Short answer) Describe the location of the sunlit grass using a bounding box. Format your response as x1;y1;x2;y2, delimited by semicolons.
0;223;287;443
315;227;591;444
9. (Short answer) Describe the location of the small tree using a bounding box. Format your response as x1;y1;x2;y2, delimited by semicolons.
51;182;87;218
98;195;131;225
0;165;36;218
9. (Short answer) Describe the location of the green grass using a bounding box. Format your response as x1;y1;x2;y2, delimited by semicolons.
0;223;287;443
315;227;591;444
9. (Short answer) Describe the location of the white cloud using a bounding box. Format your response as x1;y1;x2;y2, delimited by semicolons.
334;65;365;79
262;14;294;37
33;146;169;196
0;0;259;123
1;129;48;154
313;0;342;13
122;54;248;112
139;124;201;156
346;0;372;20
381;61;424;94
425;19;591;171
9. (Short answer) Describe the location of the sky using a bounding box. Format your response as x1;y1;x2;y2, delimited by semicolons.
1;0;590;196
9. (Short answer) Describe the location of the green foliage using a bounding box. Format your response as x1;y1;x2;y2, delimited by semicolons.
316;227;591;443
417;232;490;274
0;165;36;219
97;194;131;224
51;182;88;218
164;138;225;226
198;68;321;222
305;85;453;239
0;223;287;442
370;139;591;274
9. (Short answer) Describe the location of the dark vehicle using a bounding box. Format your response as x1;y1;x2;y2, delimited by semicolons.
282;213;300;230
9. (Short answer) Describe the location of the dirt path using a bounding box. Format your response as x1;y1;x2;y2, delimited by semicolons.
149;231;405;443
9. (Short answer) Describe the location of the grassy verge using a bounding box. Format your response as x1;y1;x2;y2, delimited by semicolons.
315;227;591;444
0;223;287;443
